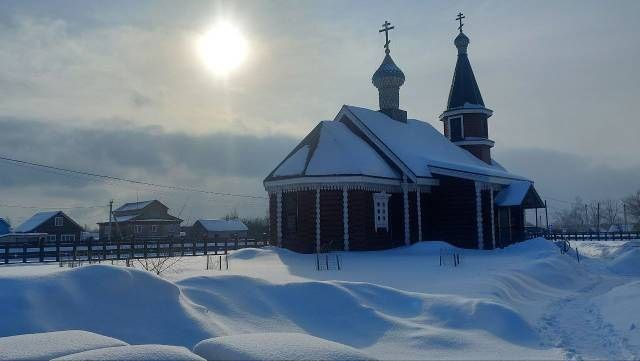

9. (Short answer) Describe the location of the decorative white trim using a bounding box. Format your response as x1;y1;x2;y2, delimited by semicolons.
453;138;495;147
265;175;437;193
439;106;494;120
373;192;391;230
475;181;484;250
490;188;496;249
276;190;283;247
416;189;422;241
315;188;321;253
402;176;410;245
343;187;349;251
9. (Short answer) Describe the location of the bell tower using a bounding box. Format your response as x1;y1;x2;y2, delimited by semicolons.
440;13;494;164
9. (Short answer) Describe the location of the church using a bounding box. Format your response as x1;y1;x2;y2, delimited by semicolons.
263;17;544;253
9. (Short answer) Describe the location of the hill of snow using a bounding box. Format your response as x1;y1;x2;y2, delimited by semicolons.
0;238;638;359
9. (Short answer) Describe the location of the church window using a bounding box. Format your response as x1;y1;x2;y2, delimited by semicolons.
373;192;391;230
449;116;463;141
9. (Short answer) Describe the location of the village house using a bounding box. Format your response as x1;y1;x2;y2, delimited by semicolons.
189;219;249;240
98;200;182;241
13;211;83;243
263;20;544;253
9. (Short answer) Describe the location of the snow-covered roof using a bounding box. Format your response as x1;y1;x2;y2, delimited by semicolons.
14;211;62;233
268;121;400;180
0;218;9;226
343;106;527;181
196;219;248;232
115;200;155;212
494;181;544;208
113;214;138;222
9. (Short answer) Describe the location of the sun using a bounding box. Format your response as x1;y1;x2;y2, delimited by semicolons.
197;21;249;77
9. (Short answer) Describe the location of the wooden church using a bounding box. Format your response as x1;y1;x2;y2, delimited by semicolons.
264;17;544;253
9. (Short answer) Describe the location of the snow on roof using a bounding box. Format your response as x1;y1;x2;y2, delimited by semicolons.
344;106;527;181
273;145;309;177
114;214;138;222
196;219;248;232
115;200;155;212
494;181;533;207
306;121;399;178
269;121;400;180
0;217;9;225
14;211;61;233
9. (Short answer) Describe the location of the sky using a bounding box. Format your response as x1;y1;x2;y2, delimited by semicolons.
0;0;639;228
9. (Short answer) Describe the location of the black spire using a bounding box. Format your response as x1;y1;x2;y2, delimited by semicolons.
446;17;485;110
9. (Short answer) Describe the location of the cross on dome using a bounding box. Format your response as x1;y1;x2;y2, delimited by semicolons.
456;12;465;32
379;20;395;54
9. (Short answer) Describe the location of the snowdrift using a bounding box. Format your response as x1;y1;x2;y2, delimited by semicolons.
0;265;214;346
193;333;373;360
53;345;204;361
608;247;640;276
0;330;127;361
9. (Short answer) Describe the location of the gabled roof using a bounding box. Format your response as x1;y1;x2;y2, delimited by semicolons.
196;219;248;232
494;181;544;208
0;218;9;227
342;106;527;182
266;121;400;181
115;200;156;212
14;211;81;233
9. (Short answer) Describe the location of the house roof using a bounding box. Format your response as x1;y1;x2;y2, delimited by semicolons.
343;106;527;181
196;219;248;232
0;218;9;226
494;181;544;208
268;120;400;180
447;32;485;110
14;211;81;233
115;200;156;212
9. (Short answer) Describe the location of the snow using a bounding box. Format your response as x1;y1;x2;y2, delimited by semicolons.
272;145;309;176
195;219;248;232
115;201;154;212
53;345;204;361
305;121;399;178
1;238;639;359
13;211;60;232
0;330;127;360
608;246;640;276
193;333;373;360
494;181;533;206
343;105;528;181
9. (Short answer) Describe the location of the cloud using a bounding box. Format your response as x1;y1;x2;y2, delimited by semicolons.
495;147;640;207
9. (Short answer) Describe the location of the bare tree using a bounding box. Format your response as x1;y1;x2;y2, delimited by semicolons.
602;200;620;230
553;197;586;232
224;208;240;221
135;257;183;276
625;190;640;230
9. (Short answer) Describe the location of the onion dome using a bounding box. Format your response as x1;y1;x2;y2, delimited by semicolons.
454;32;470;54
372;53;405;89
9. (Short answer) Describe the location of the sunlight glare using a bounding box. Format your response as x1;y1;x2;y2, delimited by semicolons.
197;21;249;77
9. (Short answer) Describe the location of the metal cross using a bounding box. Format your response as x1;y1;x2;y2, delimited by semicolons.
456;12;465;32
379;20;395;54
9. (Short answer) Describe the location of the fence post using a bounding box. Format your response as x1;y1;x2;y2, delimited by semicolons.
116;239;121;261
72;239;77;262
103;239;107;260
39;238;44;262
143;240;148;259
225;255;229;270
87;239;93;263
169;239;174;258
130;240;134;259
55;239;60;262
22;241;27;263
204;239;208;255
156;239;161;258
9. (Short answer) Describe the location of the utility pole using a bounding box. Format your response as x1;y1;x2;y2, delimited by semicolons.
597;202;600;233
624;203;628;232
545;200;550;231
108;200;113;243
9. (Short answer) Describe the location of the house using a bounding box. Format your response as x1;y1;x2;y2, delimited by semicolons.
190;219;248;240
98;200;182;240
14;211;83;243
0;218;10;236
263;19;544;253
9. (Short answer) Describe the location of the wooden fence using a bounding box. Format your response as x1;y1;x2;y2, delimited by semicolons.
526;230;640;242
0;238;268;265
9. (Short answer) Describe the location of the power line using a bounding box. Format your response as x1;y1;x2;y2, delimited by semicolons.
0;154;267;200
0;202;107;210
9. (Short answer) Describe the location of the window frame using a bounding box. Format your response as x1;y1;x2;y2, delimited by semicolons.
448;115;464;141
54;216;64;227
373;192;391;230
47;234;57;242
151;224;158;233
60;234;75;242
134;224;144;234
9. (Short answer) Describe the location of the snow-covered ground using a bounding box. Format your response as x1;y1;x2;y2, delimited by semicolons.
0;238;639;360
